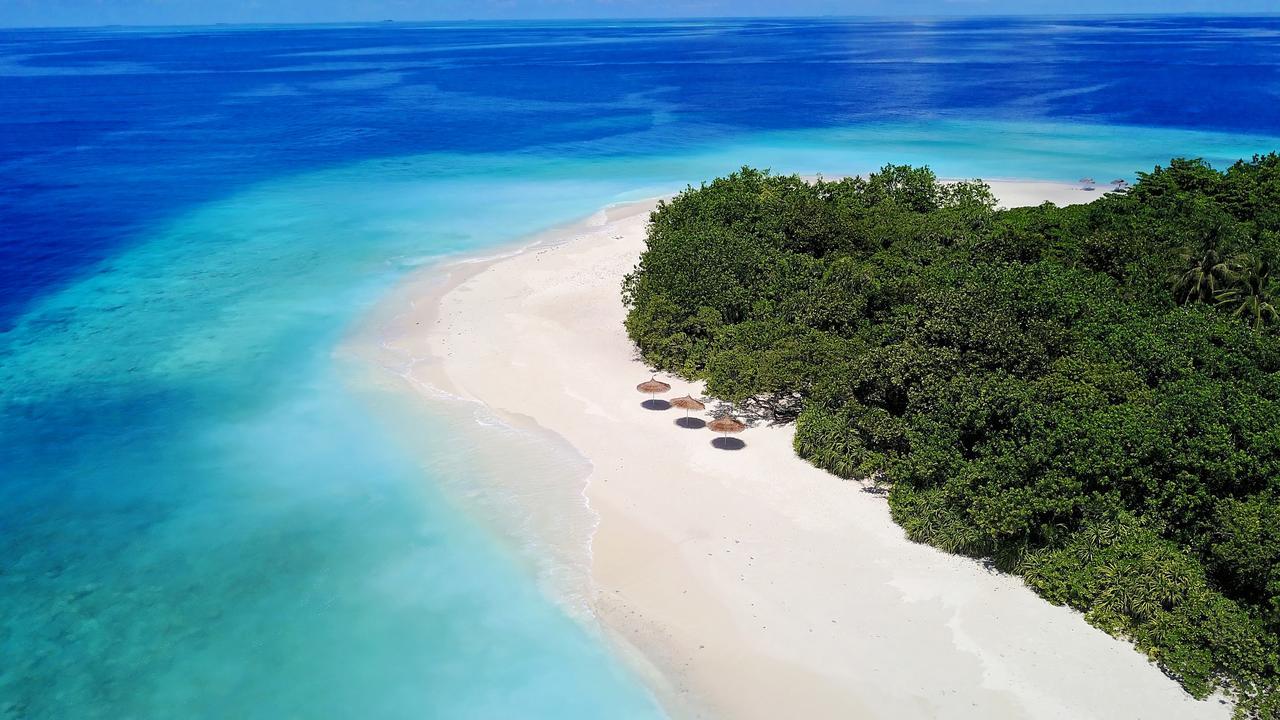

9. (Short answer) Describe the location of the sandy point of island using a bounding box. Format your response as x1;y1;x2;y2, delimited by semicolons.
357;179;1230;720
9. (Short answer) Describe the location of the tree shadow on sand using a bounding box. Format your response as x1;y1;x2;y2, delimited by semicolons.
711;436;746;451
674;416;706;429
641;398;671;411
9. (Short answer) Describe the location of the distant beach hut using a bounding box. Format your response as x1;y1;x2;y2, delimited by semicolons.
670;395;706;428
707;415;747;449
636;377;672;410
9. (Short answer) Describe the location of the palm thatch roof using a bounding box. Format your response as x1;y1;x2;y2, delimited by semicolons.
636;378;672;393
707;416;746;433
670;395;705;411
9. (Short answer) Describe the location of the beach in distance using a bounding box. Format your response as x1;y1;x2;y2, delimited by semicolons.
361;179;1230;720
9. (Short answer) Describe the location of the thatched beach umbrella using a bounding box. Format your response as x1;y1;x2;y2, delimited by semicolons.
670;395;706;427
670;395;705;416
636;377;672;405
708;415;747;439
1079;177;1096;190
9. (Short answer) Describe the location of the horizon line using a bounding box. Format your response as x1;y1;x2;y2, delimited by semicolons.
3;11;1279;32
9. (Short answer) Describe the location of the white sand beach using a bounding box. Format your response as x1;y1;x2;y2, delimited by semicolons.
371;180;1229;719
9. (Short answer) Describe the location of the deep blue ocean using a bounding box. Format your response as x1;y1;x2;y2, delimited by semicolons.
2;16;1279;719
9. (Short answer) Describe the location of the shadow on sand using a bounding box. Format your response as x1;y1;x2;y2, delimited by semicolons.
711;436;746;451
641;399;672;411
674;416;707;429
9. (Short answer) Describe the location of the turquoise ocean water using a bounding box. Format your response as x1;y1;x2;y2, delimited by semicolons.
2;18;1279;719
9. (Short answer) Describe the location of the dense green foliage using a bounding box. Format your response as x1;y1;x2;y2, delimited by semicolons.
624;158;1280;716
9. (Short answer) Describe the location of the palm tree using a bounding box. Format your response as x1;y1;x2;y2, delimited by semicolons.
1172;249;1234;304
1215;255;1280;329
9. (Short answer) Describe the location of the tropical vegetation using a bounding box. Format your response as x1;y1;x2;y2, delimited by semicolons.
623;157;1280;717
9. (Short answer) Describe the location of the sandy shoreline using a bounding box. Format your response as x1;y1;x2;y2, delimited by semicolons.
363;180;1229;719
